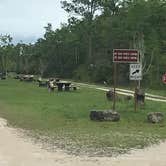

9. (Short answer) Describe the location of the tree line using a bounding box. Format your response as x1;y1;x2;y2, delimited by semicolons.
0;0;165;89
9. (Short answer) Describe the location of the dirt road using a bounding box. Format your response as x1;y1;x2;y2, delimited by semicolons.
75;82;166;103
1;118;166;166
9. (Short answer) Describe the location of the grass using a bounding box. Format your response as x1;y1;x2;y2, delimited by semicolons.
0;79;166;156
145;89;166;96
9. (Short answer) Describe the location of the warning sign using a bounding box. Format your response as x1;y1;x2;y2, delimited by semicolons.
130;64;142;80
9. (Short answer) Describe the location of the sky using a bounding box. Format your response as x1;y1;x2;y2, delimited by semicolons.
0;0;69;44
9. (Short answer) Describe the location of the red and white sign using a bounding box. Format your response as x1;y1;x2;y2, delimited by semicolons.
113;49;140;63
162;73;166;84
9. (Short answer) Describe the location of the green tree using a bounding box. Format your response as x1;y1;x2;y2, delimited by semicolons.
0;34;12;74
61;0;101;63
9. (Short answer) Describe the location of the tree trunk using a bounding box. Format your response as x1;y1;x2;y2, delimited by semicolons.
88;35;93;63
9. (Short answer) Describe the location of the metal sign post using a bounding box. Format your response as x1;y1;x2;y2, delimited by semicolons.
113;63;117;111
113;49;140;112
134;81;138;112
130;64;142;111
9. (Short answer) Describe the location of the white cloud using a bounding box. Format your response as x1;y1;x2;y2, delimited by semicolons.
0;0;69;43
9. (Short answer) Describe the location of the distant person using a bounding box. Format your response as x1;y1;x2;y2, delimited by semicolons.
48;80;55;92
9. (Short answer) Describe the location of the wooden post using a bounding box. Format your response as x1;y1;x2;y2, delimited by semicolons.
134;81;138;111
113;63;117;111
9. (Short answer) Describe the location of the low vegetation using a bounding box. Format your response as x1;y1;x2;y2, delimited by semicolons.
0;79;165;156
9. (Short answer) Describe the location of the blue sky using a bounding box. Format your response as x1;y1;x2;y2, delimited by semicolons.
0;0;69;44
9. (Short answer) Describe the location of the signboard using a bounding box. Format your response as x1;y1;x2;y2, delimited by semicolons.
113;49;139;63
162;73;166;84
130;64;142;80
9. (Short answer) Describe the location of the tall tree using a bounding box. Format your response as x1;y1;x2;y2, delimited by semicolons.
0;34;12;74
61;0;101;63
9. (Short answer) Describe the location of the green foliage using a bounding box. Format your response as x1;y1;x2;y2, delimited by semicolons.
0;34;13;73
1;0;166;88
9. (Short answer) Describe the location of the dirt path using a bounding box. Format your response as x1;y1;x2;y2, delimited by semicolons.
75;82;166;103
0;118;166;166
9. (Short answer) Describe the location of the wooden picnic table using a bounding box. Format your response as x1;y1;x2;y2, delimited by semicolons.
20;75;34;82
56;81;71;91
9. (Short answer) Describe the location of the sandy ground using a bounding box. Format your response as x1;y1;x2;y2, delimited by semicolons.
0;118;166;166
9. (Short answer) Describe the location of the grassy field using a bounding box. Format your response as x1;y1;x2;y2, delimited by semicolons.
0;79;166;156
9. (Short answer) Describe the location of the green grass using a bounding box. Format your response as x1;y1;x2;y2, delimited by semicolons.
0;79;166;156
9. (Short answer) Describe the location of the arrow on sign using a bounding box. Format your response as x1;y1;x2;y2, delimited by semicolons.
132;69;140;75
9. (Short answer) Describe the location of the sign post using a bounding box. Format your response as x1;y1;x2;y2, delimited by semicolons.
113;49;140;111
113;63;117;111
134;85;137;112
129;64;142;111
113;49;140;63
130;64;142;81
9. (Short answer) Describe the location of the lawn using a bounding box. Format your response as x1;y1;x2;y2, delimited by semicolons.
0;79;166;156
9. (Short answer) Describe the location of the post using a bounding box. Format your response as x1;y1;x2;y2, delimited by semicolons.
5;54;7;76
138;80;141;89
113;63;117;111
134;81;138;112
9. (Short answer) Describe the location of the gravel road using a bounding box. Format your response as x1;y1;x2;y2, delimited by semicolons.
0;118;166;166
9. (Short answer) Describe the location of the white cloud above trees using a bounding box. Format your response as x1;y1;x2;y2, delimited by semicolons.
0;0;68;43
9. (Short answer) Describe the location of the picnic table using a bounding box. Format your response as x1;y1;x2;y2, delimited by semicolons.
20;75;34;82
56;81;71;91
